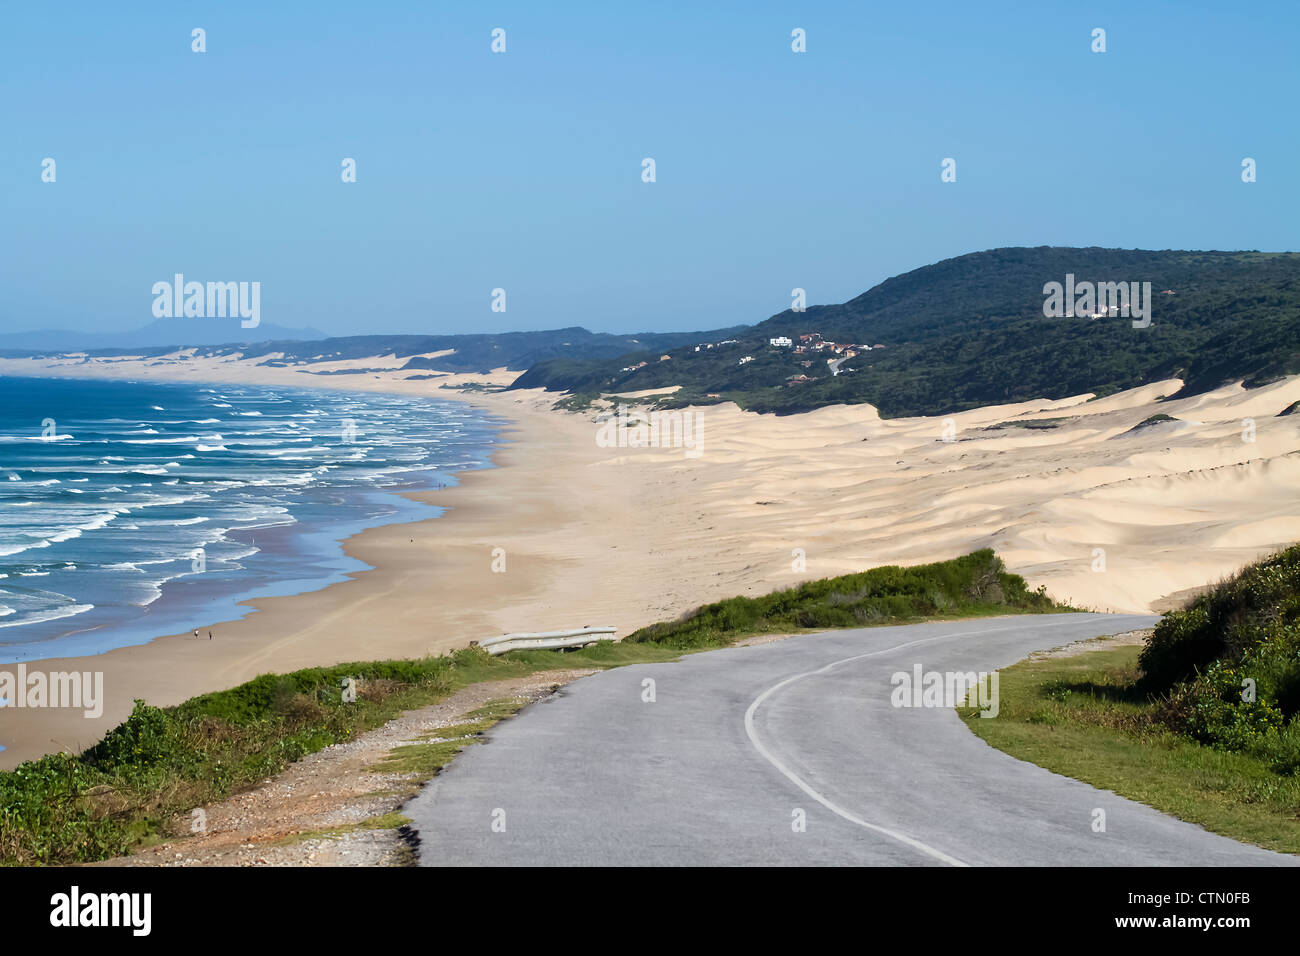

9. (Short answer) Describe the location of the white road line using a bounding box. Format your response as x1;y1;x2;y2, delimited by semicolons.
743;616;1096;867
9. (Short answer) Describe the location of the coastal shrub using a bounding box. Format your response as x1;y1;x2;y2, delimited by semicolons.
1154;619;1300;773
1135;545;1300;774
0;752;119;863
625;549;1069;649
83;700;173;779
1140;544;1300;693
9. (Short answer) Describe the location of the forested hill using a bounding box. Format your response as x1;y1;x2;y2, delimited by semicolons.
511;247;1300;417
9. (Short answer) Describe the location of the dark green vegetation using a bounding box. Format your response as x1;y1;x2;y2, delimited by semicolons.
1142;544;1300;771
964;545;1300;853
983;416;1070;431
626;549;1069;650
1118;413;1179;435
514;247;1300;417
0;641;680;866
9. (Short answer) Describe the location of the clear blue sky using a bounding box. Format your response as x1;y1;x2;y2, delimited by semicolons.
2;1;1296;337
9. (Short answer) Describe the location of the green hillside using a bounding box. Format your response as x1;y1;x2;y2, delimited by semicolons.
625;549;1067;650
512;247;1300;417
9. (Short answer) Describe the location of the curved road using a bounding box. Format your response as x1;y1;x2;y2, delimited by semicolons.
408;613;1296;866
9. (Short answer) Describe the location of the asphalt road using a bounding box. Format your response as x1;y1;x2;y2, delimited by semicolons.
408;613;1296;866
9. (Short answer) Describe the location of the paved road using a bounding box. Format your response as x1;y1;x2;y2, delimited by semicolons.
408;614;1296;866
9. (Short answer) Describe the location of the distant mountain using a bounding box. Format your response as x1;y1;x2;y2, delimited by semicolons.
0;322;752;376
511;247;1300;416
0;319;325;354
189;326;750;374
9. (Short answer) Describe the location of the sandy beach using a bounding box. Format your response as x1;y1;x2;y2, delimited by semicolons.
1;349;1298;768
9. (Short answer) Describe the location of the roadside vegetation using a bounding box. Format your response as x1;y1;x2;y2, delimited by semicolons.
627;549;1072;650
0;641;679;866
963;544;1300;853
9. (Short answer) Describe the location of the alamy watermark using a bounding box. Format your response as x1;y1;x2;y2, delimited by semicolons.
1042;273;1151;328
0;665;104;718
890;664;999;717
595;406;704;458
50;886;151;936
151;274;260;328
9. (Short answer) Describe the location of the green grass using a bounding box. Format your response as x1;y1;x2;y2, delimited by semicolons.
961;644;1300;854
277;812;414;846
374;739;483;777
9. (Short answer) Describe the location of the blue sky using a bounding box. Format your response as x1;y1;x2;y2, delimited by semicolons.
2;1;1296;337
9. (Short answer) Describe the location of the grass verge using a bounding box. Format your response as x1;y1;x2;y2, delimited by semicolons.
960;643;1300;854
279;812;415;845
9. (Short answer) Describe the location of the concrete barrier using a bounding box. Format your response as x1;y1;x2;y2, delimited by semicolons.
476;626;617;656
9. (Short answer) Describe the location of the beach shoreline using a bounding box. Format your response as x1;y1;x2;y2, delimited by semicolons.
0;370;611;767
0;397;503;666
1;351;1298;768
0;364;537;762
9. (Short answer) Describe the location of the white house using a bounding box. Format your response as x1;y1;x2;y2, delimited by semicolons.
769;336;792;347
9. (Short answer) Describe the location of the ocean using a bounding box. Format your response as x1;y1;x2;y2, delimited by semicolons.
0;375;500;664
